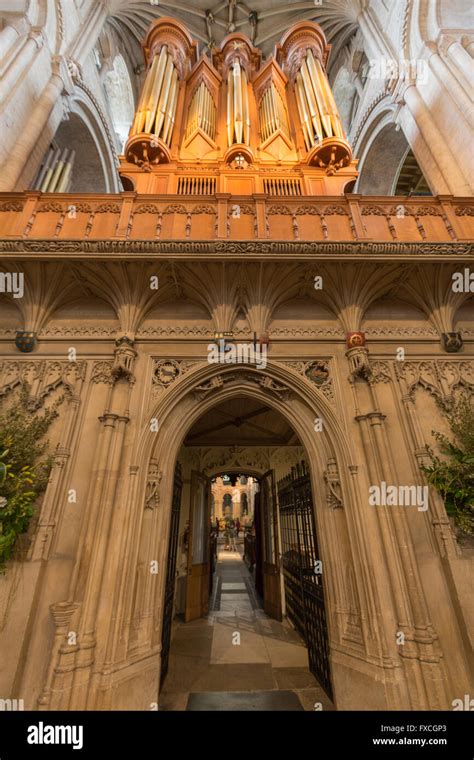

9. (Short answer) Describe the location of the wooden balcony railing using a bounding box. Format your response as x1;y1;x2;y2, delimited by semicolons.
0;192;472;246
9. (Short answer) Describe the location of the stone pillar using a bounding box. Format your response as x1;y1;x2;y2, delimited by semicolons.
402;83;471;196
0;73;64;191
348;349;450;709
447;40;473;91
46;338;137;710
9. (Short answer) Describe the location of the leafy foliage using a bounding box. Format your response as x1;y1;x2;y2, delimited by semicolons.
422;392;474;536
0;387;59;570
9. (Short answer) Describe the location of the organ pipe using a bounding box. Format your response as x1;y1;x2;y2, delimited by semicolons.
162;69;178;145
227;68;234;146
227;59;250;146
155;55;174;137
258;83;291;143
130;44;179;147
38;147;60;191
242;68;250;146
296;48;347;146
34;146;76;192
185;81;217;141
144;46;167;133
233;59;243;144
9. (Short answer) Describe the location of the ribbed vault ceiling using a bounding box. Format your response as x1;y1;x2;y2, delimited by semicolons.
106;0;360;65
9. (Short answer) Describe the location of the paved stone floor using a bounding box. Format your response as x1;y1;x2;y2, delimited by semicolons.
159;547;334;711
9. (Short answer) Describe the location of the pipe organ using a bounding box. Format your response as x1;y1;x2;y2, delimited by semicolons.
185;81;217;142
117;19;357;195
32;145;76;192
295;48;345;149
226;60;250;146
130;44;179;147
259;83;290;143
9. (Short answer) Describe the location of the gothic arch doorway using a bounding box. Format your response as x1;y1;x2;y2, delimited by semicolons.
154;384;340;703
130;361;372;710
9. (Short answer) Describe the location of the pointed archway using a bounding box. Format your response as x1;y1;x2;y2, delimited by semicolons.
123;361;400;711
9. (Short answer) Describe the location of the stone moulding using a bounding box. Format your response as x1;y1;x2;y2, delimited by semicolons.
0;240;472;260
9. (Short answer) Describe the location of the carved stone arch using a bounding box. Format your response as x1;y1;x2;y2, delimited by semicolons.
121;361;386;708
58;89;120;193
354;103;410;195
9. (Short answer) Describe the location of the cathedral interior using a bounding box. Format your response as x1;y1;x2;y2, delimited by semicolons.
0;0;473;725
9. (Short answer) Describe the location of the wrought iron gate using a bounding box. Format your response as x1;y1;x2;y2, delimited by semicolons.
160;462;183;686
277;460;332;699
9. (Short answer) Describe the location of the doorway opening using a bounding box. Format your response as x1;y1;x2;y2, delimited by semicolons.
159;395;334;709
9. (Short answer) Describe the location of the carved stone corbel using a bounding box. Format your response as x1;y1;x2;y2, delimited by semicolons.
346;346;371;380
112;336;137;381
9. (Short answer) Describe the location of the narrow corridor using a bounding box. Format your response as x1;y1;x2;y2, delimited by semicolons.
159;547;334;711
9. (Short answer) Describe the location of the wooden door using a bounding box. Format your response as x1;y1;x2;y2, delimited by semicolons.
185;471;211;622
260;469;282;620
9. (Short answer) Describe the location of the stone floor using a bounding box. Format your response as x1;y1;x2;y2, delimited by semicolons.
159;547;334;711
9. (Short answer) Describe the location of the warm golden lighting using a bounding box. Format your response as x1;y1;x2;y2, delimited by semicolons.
227;59;250;147
130;44;179;147
295;48;346;149
185;81;217;142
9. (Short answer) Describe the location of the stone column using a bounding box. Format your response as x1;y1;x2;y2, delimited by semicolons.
401;82;471;196
348;348;450;709
0;72;64;191
46;338;137;710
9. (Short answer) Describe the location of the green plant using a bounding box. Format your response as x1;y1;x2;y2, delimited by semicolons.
422;392;474;536
0;387;59;570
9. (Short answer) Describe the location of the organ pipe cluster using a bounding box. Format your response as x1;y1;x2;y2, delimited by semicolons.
185;81;217;142
259;83;290;142
226;59;250;146
130;44;179;146
33;146;76;192
295;48;346;149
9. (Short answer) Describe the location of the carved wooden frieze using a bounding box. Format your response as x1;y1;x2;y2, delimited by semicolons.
0;240;471;258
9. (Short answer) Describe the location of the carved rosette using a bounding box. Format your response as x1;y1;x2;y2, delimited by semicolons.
152;359;196;397
284;360;333;401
